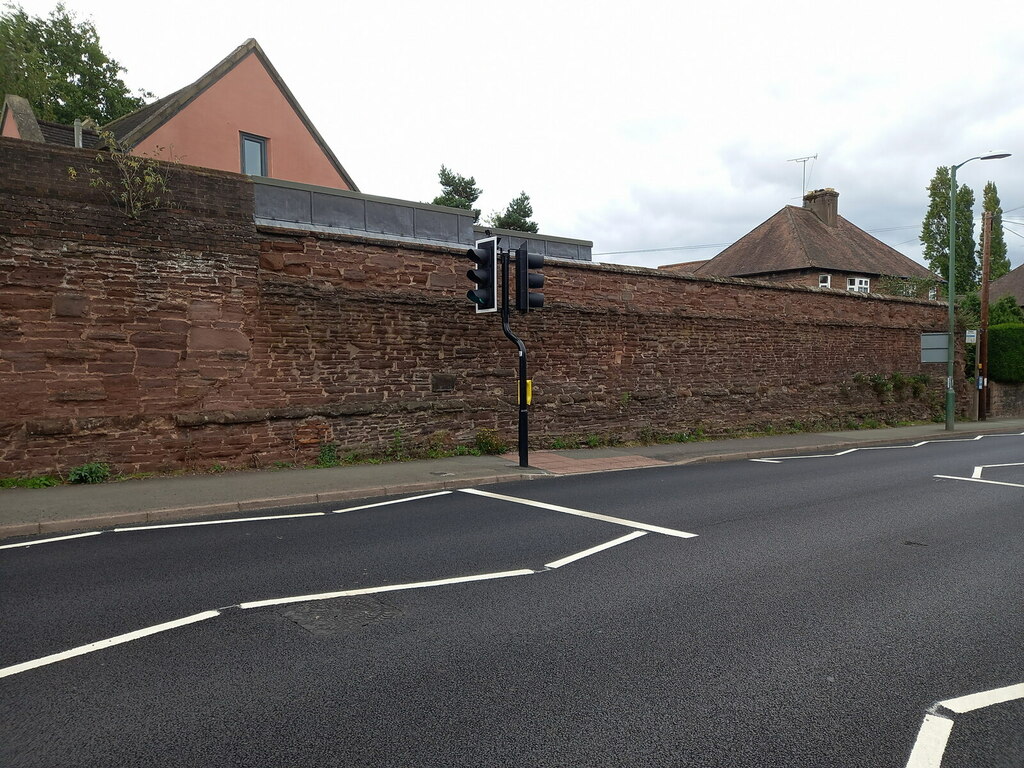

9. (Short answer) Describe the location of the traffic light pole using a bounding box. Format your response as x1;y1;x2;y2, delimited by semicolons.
499;249;530;468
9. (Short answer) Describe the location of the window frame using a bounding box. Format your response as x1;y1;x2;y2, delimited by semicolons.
818;274;831;289
240;132;268;177
847;277;870;293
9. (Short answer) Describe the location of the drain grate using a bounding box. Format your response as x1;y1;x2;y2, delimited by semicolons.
278;596;402;636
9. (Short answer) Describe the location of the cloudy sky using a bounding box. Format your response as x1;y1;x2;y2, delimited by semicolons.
14;0;1024;270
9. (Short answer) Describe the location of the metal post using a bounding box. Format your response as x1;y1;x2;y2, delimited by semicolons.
979;211;992;421
945;163;958;431
499;249;529;468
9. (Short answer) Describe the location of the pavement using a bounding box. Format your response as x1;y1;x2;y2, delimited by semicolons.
2;417;1023;541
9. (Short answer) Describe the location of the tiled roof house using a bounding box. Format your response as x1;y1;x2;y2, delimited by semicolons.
1;39;357;191
661;189;939;297
990;264;1024;306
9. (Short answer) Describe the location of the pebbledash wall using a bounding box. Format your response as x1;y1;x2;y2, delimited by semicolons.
0;138;958;476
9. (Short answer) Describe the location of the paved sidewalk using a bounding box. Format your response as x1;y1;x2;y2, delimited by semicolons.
2;418;1023;541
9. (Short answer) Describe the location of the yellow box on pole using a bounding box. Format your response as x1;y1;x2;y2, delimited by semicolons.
517;380;533;405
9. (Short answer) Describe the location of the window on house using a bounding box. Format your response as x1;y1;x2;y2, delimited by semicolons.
847;277;870;293
928;287;938;300
241;133;268;176
819;274;831;288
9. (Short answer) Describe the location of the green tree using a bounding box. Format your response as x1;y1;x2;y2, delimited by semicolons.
920;166;978;294
0;3;149;124
431;165;482;222
978;181;1010;281
488;191;539;233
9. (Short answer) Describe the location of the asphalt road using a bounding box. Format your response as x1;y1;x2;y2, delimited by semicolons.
2;434;1022;767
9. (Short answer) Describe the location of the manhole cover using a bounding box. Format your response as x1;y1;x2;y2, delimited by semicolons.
278;595;402;636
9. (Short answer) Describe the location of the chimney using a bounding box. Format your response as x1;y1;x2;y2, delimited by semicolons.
803;188;839;227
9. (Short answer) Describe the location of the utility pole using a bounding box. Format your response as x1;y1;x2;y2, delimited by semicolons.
978;211;992;421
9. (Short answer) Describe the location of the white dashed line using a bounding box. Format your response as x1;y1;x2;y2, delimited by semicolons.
752;432;1024;464
458;488;698;538
331;491;452;514
0;531;103;550
941;682;1024;714
114;511;325;532
0;610;221;679
545;531;647;569
933;475;1024;489
238;569;536;610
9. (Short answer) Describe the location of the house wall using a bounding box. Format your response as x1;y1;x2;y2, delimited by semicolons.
1;112;21;138
0;139;957;477
738;269;935;298
133;52;351;190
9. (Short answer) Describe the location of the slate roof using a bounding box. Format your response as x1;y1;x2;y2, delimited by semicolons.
37;120;101;148
990;264;1024;305
694;204;937;281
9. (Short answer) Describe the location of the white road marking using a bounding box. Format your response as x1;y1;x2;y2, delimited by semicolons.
332;491;452;514
905;714;954;768
752;432;1024;464
239;569;536;609
0;610;220;679
905;681;1024;767
458;488;698;539
940;682;1024;713
545;531;647;569
933;475;1024;489
113;511;325;532
0;531;102;550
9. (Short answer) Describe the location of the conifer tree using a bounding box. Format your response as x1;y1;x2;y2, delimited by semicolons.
920;166;978;294
431;165;482;222
978;181;1010;281
489;191;539;233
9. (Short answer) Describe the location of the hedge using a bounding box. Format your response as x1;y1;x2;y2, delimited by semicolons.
988;323;1024;384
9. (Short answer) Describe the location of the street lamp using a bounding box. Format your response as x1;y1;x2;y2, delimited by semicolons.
945;152;1011;431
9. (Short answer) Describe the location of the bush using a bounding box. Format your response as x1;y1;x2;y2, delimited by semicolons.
0;475;61;488
474;429;510;455
67;462;111;484
988;323;1024;383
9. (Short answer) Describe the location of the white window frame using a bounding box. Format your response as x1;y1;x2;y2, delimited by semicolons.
847;277;870;293
818;274;831;289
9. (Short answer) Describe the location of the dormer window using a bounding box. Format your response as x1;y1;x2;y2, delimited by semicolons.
819;274;831;288
241;133;268;176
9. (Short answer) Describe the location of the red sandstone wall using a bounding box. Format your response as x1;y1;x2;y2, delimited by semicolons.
0;138;956;476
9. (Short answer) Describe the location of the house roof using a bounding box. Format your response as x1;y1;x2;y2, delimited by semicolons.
990;264;1024;305
694;204;938;281
102;38;359;191
658;259;709;273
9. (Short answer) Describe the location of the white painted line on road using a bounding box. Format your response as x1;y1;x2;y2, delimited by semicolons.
940;682;1024;713
238;569;536;609
905;713;954;768
331;491;452;514
113;511;326;532
458;488;698;539
752;432;1024;464
0;531;103;550
0;610;221;680
545;531;647;569
933;475;1024;489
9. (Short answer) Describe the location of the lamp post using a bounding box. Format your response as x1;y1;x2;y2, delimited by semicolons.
945;152;1011;431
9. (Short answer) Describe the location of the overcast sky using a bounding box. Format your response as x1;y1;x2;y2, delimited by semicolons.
14;0;1024;271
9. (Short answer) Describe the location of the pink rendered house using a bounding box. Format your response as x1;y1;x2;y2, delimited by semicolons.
1;38;358;191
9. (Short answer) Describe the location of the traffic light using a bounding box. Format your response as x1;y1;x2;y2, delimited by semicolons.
515;242;544;312
466;237;498;313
